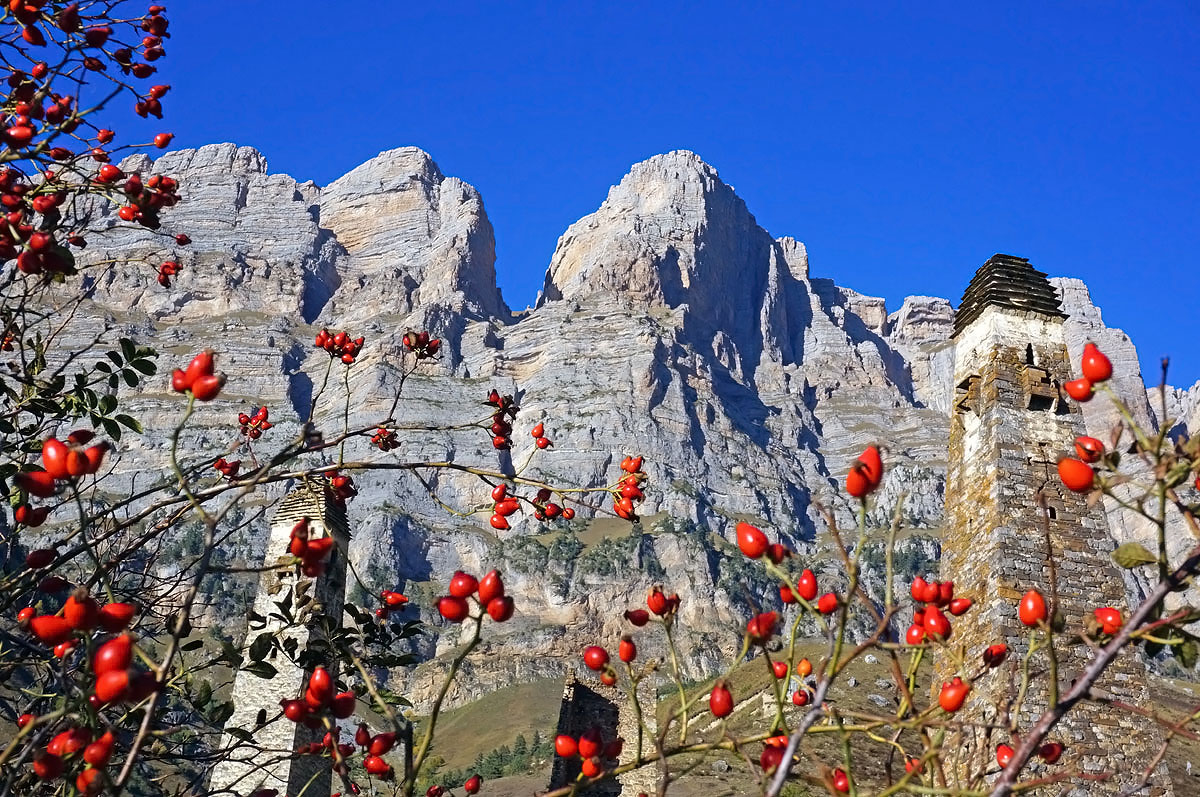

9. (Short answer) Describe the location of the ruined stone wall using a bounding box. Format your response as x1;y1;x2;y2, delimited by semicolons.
209;486;350;797
942;306;1170;794
549;672;658;796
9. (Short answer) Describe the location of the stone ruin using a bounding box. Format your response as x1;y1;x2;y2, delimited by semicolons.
549;670;658;796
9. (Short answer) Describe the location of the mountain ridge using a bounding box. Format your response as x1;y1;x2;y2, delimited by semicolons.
50;141;1200;708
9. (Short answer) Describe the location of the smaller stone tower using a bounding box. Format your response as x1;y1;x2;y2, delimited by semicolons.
549;671;657;796
942;255;1170;794
209;481;350;796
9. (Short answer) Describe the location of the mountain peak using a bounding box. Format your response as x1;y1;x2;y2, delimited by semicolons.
539;150;764;311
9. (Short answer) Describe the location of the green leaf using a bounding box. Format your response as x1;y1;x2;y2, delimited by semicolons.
194;680;212;709
106;351;123;366
248;633;272;662
122;371;138;388
98;394;117;415
211;701;236;725
225;726;254;742
376;687;412;708
1178;638;1198;670
102;418;122;441
243;661;277;679
116;414;143;433
219;640;243;666
1113;543;1158;569
120;337;136;361
95;361;112;374
181;639;203;652
130;359;157;375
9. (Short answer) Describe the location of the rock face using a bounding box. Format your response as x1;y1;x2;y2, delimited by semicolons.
57;144;1197;712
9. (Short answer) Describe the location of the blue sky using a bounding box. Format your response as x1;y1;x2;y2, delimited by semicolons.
130;2;1199;388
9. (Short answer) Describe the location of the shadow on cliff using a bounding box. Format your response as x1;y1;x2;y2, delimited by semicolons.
808;277;920;406
300;229;344;323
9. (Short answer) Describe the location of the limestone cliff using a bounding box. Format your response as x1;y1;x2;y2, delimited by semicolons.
51;144;1197;710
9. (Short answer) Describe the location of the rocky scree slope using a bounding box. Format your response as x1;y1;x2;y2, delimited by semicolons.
47;143;1200;708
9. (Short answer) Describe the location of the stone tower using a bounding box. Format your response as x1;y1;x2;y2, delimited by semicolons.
943;254;1170;794
209;482;350;797
549;671;657;796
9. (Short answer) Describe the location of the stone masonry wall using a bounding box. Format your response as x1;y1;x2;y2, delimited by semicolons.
942;306;1170;795
209;486;350;797
549;672;658;796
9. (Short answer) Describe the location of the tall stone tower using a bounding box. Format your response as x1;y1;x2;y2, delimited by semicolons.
943;255;1170;794
209;482;350;797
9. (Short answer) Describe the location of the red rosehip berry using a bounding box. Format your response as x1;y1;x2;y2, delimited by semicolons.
582;645;609;671
437;596;470;623
736;521;768;558
938;677;970;712
1064;378;1093;402
1018;590;1047;627
709;681;733;718
1080;342;1112;383
796;569;818;602
1058;458;1095;493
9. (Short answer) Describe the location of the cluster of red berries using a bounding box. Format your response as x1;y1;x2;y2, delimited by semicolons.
487;483;574;531
484;389;518;450
0;169;75;273
435;569;514;624
238;406;272;439
280;666;357;727
289;517;336;578
643;585;680;620
315;329;364;365
995;740;1065;769
580;639;629;687
905;576;972;645
612;456;646;520
327;469;358;504
553;726;624;780
530;422;552;450
1057;342;1117;493
2;1;184;278
1058;434;1105;493
845;444;884;498
18;589;136;651
133;83;169;119
156;258;178;286
114;172;180;230
1063;341;1113;403
24;722;117;793
370;427;398;451
789;657;815;707
402;330;441;360
374;589;409;619
736;522;839;614
758;734;794;776
212;457;241;479
171;350;224;401
15;590;149;791
355;724;398;780
530;486;571;522
13;430;109;518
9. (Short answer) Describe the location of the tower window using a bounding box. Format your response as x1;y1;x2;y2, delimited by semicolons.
1025;343;1036;365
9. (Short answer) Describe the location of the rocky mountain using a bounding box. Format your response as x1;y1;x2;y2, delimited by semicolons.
50;143;1200;709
